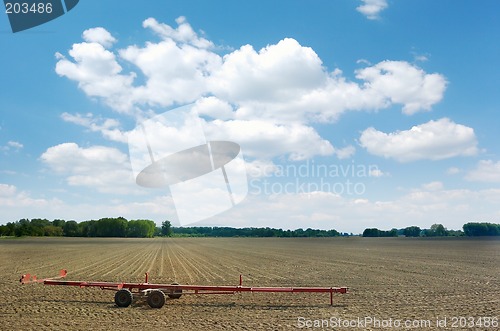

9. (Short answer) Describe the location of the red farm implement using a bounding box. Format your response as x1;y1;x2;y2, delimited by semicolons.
20;270;348;308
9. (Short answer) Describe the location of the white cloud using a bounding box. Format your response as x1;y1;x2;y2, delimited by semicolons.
56;18;449;123
0;187;176;225
356;0;388;20
446;167;461;175
369;167;387;177
334;145;356;159
204;119;334;161
40;143;135;193
0;170;17;176
61;112;127;143
0;183;17;196
193;96;234;120
422;181;444;191
82;27;117;48
209;38;326;105
119;31;221;108
413;53;429;63
7;141;23;149
355;61;447;115
466;160;500;183
245;160;279;178
142;17;214;49
207;187;500;233
55;43;136;113
0;183;62;214
1;140;23;152
360;118;478;162
55;18;448;162
3;183;499;231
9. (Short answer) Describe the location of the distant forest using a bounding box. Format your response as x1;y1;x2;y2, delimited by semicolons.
0;218;498;238
0;217;341;238
362;223;500;237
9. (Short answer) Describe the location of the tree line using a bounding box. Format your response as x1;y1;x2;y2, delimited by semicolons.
1;218;498;238
0;217;156;238
170;226;341;237
362;222;500;237
0;218;342;238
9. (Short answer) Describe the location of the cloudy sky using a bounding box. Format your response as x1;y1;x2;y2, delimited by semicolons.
1;0;499;233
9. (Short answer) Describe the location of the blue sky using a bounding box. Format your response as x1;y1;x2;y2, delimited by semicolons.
1;0;499;233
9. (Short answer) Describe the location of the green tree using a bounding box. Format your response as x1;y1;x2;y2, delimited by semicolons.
0;223;17;236
430;224;447;237
95;217;128;237
15;219;32;236
463;222;500;236
52;219;66;228
403;226;421;237
30;218;51;236
363;228;380;237
161;220;173;236
43;225;63;236
128;220;156;238
63;220;80;237
79;220;96;237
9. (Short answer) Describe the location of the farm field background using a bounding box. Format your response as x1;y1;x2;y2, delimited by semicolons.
0;237;498;330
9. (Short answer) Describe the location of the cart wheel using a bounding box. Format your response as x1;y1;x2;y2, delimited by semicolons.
168;282;182;299
147;289;166;308
114;289;133;307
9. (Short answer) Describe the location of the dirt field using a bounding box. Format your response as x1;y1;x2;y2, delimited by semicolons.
0;237;498;330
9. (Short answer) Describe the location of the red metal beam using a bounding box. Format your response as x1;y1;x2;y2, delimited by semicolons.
43;280;348;293
21;270;348;305
42;280;347;295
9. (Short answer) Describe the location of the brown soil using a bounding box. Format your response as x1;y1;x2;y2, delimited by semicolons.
0;237;498;330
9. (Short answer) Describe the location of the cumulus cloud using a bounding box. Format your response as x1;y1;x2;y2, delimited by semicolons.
204;119;334;161
355;61;447;115
357;0;388;20
119;33;221;108
209;38;325;104
208;187;500;232
82;27;117;48
142;16;214;49
245;160;280;178
0;185;175;224
193;96;234;120
61;112;127;143
0;183;61;213
55;43;136;113
422;181;444;191
334;145;356;159
55;17;448;162
1;140;23;152
40;143;134;193
7;141;23;149
0;183;17;196
369;167;387;177
466;160;500;183
359;118;478;162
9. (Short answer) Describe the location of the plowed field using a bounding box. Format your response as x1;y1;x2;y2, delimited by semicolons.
0;237;498;330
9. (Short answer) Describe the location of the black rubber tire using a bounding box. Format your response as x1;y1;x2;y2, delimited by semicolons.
147;289;166;308
114;289;133;307
168;282;182;299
